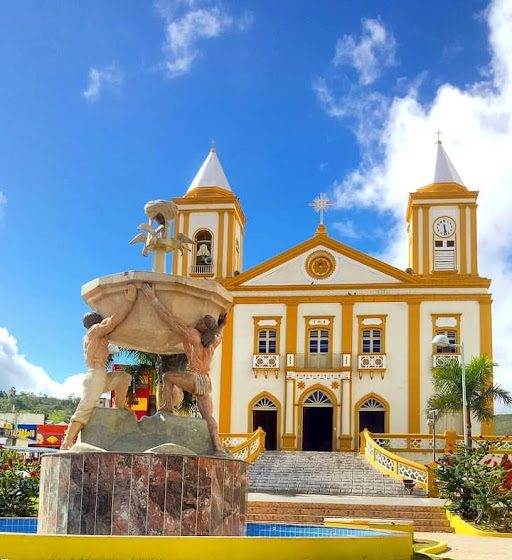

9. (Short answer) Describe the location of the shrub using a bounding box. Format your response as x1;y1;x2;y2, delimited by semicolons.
0;449;40;517
435;441;512;532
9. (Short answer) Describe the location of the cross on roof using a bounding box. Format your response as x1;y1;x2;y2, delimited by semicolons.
309;193;333;225
435;129;442;144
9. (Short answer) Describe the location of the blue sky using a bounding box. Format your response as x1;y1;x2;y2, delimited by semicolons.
1;0;512;410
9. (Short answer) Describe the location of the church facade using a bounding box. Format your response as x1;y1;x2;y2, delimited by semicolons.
170;144;493;451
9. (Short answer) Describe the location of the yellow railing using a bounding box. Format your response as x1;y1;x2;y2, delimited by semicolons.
220;427;266;463
370;431;512;454
360;429;436;496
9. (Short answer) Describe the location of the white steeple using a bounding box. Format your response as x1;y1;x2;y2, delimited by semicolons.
433;141;464;185
186;148;232;193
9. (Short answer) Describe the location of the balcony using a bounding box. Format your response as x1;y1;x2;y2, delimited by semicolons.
287;353;343;371
190;264;214;275
357;354;387;379
252;354;280;378
432;354;462;368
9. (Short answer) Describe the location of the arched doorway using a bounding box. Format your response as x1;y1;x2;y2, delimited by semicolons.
301;390;333;451
251;396;278;450
358;397;386;434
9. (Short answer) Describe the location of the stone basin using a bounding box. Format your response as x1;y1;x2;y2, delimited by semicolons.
81;271;232;354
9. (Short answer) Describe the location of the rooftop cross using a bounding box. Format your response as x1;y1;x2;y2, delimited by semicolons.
309;193;333;225
435;129;442;144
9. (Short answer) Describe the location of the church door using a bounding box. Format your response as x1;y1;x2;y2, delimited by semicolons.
301;390;333;451
358;397;386;434
251;396;278;450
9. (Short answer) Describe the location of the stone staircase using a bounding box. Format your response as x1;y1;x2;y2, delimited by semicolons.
249;451;427;497
247;501;453;533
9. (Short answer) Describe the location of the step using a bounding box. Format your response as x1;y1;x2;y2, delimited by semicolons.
246;502;453;533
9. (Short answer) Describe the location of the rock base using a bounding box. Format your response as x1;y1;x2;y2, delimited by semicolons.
37;452;247;536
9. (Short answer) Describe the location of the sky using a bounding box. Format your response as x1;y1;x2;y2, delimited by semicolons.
1;0;511;413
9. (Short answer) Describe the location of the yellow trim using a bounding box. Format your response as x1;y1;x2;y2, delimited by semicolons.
304;315;335;366
305;250;336;280
252;316;282;354
0;532;413;560
406;188;479;221
416;181;469;193
227;276;491;291
422;206;430;274
181;212;190;276
470;204;478;274
408;302;421;432
480;300;494;435
354;392;390;446
248;391;281;450
219;311;234;432
173;191;247;226
227;210;234;277
342;303;353;437
282;303;298;448
446;511;512;538
460;204;467;274
224;230;416;289
218;211;225;279
357;315;387;354
411;206;419;272
298;383;338;451
232;293;492;305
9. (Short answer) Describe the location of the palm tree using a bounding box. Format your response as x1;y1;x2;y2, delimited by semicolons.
114;349;197;415
427;355;512;439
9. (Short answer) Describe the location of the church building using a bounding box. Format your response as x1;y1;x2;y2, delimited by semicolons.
170;143;493;451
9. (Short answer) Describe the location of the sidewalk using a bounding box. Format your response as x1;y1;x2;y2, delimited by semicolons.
415;532;512;560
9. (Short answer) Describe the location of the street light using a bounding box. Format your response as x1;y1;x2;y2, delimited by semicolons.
427;408;439;461
431;334;469;449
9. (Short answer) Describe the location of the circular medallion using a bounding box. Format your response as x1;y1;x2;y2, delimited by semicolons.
305;251;336;280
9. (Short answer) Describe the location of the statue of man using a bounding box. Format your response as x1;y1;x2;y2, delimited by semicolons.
142;283;227;453
61;285;137;450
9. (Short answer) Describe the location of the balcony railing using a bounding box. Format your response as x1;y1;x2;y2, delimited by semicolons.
432;354;462;368
287;353;343;371
190;264;214;275
253;354;280;370
358;354;387;369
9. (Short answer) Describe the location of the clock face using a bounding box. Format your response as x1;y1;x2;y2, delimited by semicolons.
433;216;456;238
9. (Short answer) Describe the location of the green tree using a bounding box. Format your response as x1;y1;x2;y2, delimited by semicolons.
427;355;512;438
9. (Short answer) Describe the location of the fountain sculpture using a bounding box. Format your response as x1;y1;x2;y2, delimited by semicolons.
36;199;247;537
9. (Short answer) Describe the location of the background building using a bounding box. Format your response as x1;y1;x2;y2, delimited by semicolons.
167;143;493;451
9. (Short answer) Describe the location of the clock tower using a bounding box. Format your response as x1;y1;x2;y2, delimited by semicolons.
406;141;479;277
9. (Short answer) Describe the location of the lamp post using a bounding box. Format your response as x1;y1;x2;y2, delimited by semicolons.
431;334;469;449
427;408;438;461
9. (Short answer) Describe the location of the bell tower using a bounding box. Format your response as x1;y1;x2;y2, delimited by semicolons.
172;148;246;281
406;142;479;277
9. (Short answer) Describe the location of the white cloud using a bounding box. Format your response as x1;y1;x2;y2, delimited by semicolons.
316;0;512;412
333;18;397;85
0;191;6;218
156;0;253;78
0;327;85;399
332;220;361;239
83;63;124;102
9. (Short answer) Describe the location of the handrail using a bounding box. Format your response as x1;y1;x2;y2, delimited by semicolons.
360;429;436;496
220;427;266;463
369;431;512;453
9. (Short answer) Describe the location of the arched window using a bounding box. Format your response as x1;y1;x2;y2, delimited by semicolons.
303;390;332;407
193;230;213;273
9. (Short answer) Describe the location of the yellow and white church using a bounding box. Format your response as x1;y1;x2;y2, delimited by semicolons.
169;142;493;452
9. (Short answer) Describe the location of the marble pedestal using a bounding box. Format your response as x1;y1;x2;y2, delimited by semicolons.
37;452;247;536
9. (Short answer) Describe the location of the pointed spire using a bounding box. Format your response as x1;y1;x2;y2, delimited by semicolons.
433;141;465;185
186;148;232;194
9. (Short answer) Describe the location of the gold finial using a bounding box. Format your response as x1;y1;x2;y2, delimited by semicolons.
435;129;442;144
210;139;216;152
